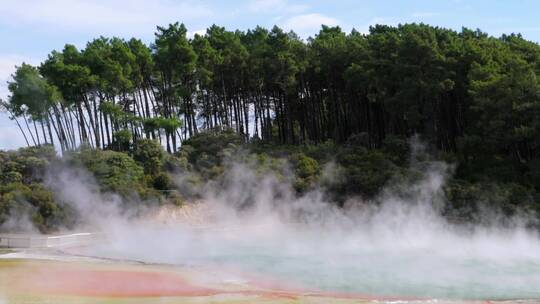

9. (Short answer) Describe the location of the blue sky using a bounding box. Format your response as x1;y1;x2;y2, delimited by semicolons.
1;0;540;150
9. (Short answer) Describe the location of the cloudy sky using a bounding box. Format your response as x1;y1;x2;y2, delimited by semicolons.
1;0;539;150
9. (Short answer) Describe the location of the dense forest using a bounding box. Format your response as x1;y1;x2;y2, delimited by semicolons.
3;22;540;156
2;22;540;231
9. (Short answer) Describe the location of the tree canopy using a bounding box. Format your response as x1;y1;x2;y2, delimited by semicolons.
2;22;540;197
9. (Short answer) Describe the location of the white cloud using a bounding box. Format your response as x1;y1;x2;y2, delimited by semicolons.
356;17;396;34
412;11;440;18
0;0;214;36
187;29;207;38
281;13;341;37
248;0;308;14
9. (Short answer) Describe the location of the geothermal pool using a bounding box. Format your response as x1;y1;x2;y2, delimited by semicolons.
69;221;540;302
3;197;540;303
2;224;540;303
13;157;536;302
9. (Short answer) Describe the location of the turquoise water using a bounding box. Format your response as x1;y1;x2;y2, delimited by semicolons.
195;249;540;299
87;224;540;300
182;239;540;300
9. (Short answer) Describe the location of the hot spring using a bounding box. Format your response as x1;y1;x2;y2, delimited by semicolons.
19;159;540;302
77;212;540;301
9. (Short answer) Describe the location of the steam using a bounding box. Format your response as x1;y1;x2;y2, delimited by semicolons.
46;166;126;228
40;142;540;300
0;205;38;233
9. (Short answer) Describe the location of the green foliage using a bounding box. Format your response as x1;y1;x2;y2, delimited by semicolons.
133;139;165;175
99;102;124;118
248;152;288;177
444;179;537;220
152;172;173;190
8;63;59;121
4;22;540;225
291;153;320;193
382;136;410;165
0;171;22;184
112;129;132;151
73;148;144;196
156;117;183;134
337;147;400;197
143;117;160;133
16;145;56;160
181;127;242;166
153;22;197;81
0;183;73;233
0;144;168;232
7;23;540;189
294;154;319;178
0;145;55;184
164;154;189;172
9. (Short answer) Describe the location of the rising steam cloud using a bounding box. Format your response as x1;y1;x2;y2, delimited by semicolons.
42;140;540;300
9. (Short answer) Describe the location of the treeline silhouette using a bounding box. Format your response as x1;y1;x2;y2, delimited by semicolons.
4;22;540;231
2;23;540;169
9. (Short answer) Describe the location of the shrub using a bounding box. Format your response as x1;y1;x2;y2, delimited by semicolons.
291;153;320;193
0;183;71;233
112;129;133;151
337;147;399;197
152;172;173;190
382;136;409;165
134;139;165;175
73;148;145;195
181;127;243;166
0;171;23;184
293;153;319;179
